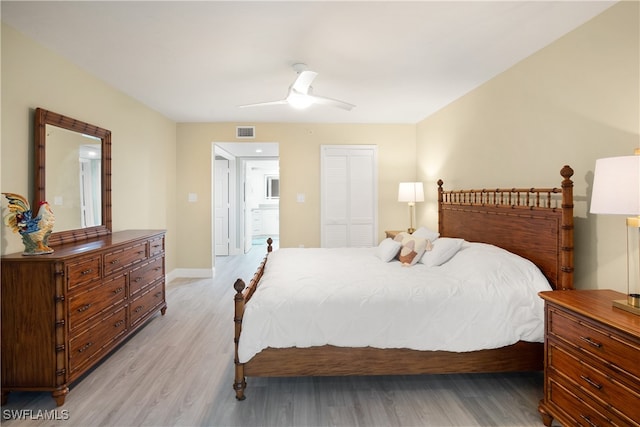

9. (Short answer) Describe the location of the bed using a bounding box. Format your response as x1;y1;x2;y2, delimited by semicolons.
232;165;575;400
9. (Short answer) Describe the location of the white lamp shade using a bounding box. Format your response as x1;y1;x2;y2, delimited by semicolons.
398;182;425;203
590;155;640;215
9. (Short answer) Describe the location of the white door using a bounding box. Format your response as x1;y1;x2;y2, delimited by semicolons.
214;159;230;255
321;145;378;247
243;161;253;253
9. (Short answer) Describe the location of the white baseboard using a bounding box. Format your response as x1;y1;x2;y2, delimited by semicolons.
166;268;215;283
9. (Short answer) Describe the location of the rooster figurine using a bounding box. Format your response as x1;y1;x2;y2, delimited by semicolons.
2;192;55;255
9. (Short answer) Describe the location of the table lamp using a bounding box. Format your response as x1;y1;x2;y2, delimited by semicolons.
590;149;640;315
398;182;424;234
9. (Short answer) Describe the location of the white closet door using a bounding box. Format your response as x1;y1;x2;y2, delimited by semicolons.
321;145;377;248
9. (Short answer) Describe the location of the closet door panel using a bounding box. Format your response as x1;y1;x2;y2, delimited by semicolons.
321;145;377;248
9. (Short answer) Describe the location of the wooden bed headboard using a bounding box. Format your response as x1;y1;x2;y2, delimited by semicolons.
437;165;574;290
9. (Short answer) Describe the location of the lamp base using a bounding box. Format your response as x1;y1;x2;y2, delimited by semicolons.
612;299;640;316
407;227;416;234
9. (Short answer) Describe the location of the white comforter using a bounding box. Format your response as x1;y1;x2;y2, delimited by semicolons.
238;242;552;363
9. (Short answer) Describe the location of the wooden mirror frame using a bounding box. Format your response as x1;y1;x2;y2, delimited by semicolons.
34;108;112;246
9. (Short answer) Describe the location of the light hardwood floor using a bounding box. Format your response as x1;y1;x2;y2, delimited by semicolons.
2;243;559;427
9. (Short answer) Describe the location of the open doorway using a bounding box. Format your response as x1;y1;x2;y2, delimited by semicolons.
244;159;279;252
213;142;279;257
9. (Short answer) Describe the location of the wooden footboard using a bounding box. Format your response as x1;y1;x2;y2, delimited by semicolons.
233;238;272;400
233;166;574;400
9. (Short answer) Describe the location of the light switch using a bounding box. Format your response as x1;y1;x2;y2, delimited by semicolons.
188;193;198;202
54;196;63;205
296;193;305;203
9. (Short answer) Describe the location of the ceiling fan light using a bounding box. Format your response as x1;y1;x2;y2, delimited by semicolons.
287;91;313;109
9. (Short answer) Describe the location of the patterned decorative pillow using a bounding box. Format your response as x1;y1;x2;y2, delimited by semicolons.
393;232;411;243
398;235;431;266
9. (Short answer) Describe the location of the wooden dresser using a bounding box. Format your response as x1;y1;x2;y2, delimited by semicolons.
1;230;167;406
538;290;640;427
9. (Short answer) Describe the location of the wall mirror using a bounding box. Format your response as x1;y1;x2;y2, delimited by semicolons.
34;108;112;246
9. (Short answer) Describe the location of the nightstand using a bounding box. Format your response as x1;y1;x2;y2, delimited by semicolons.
538;289;640;427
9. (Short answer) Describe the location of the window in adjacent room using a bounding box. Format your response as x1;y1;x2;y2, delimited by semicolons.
265;175;279;199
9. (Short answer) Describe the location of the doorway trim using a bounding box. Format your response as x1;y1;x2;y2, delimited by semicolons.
213;142;279;258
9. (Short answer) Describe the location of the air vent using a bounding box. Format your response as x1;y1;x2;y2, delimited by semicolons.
236;126;255;139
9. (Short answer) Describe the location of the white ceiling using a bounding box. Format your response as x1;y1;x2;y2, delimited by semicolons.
2;1;615;126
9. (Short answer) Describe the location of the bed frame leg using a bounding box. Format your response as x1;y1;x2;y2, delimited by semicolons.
233;278;247;400
233;371;246;401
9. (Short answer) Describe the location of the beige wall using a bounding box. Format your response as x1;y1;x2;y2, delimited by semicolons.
176;123;417;269
3;2;637;288
416;2;639;292
1;24;178;272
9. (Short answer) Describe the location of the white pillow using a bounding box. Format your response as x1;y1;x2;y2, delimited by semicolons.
412;226;440;242
376;238;402;262
419;238;464;267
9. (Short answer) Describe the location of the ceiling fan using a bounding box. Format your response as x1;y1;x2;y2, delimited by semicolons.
239;63;355;111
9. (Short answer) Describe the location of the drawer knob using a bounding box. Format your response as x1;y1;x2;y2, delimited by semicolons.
580;414;599;427
78;342;93;353
77;303;92;312
113;287;124;294
114;320;125;328
135;305;144;313
580;375;603;390
134;277;142;282
580;336;602;348
81;268;93;275
110;259;120;265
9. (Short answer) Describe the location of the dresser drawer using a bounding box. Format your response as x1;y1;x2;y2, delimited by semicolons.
103;242;147;275
549;307;640;379
130;282;164;328
549;343;640;423
68;273;127;331
547;377;616;426
66;255;101;290
129;256;164;297
68;306;127;374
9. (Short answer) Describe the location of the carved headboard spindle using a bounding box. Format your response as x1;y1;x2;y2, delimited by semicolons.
437;165;574;291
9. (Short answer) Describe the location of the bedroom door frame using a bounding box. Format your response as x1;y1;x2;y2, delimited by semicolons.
213;142;279;257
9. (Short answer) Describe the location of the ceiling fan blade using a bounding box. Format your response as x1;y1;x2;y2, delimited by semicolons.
238;100;288;108
307;94;355;111
291;70;317;94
